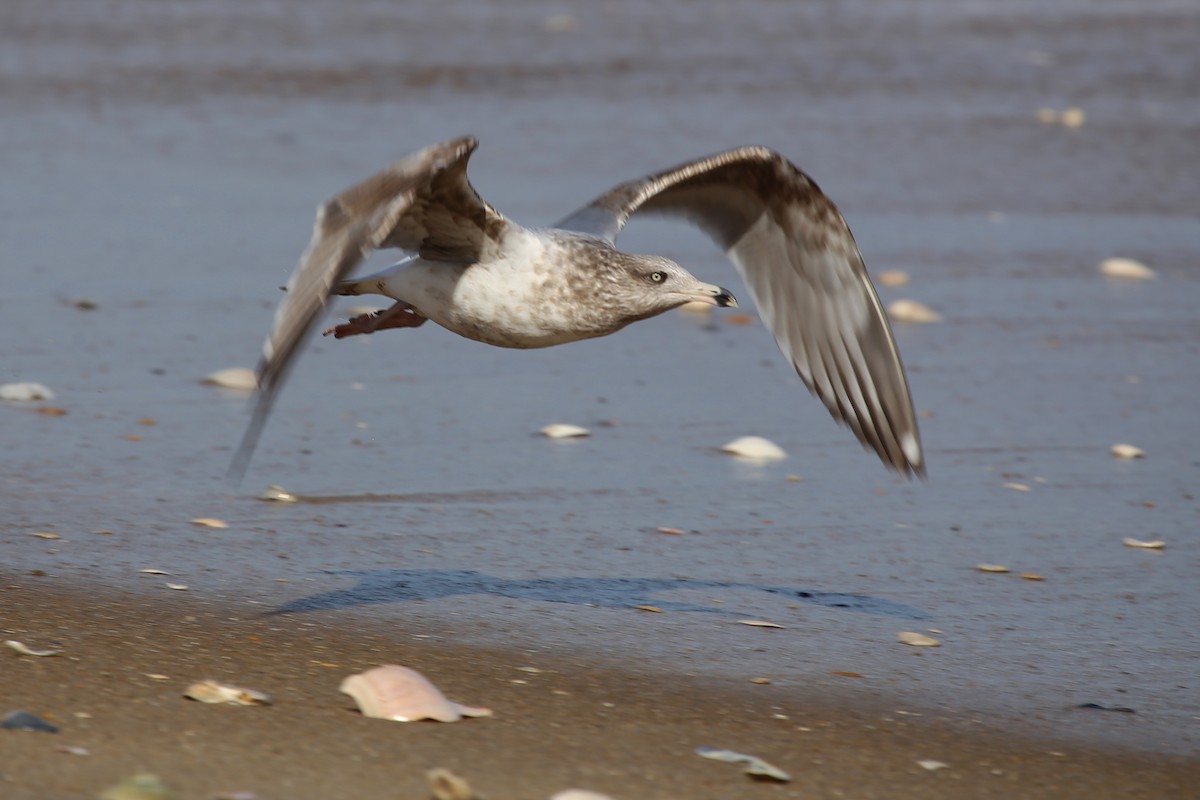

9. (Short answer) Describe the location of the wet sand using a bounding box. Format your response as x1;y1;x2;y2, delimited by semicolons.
4;579;1197;800
3;0;1200;796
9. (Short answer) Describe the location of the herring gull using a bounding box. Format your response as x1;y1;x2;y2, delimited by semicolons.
230;136;923;481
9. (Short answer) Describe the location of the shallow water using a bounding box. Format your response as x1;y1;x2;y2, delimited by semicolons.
3;0;1198;755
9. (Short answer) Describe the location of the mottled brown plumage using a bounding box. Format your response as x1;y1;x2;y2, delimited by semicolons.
231;137;923;482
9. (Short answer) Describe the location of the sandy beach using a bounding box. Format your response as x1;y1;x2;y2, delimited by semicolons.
3;0;1198;797
4;579;1197;800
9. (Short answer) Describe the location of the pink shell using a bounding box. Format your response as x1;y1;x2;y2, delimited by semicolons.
339;665;492;722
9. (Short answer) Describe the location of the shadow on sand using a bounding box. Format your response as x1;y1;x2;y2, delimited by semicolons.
269;568;930;619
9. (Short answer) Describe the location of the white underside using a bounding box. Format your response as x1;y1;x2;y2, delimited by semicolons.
350;228;606;349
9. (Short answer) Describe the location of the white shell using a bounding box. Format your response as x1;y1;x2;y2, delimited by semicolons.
917;759;950;771
184;679;272;705
695;747;791;782
190;517;229;529
259;485;299;503
340;665;492;722
1059;107;1086;128
976;564;1011;573
877;269;910;287
0;382;55;402
677;300;714;314
898;631;941;647
1099;258;1156;280
1110;443;1145;459
1123;537;1165;549
720;436;787;461
887;299;942;323
540;423;591;439
203;367;258;391
5;640;62;657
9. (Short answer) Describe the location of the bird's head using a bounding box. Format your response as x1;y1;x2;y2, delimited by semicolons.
612;254;737;322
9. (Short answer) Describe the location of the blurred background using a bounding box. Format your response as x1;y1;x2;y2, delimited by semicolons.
2;0;1198;754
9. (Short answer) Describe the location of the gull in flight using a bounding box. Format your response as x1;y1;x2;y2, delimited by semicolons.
230;136;923;482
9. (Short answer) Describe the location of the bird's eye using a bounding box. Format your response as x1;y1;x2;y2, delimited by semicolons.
650;271;666;283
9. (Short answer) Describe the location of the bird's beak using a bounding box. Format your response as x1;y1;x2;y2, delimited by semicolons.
687;282;738;308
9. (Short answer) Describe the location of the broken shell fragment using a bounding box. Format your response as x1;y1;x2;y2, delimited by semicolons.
0;382;55;402
258;484;299;503
898;631;941;647
540;423;590;439
5;640;62;657
340;665;492;722
98;773;175;800
1099;258;1156;280
695;747;791;782
2;710;59;733
720;436;787;461
917;759;950;771
1123;537;1165;549
184;679;272;706
737;620;785;629
878;269;910;287
976;564;1011;573
1110;443;1145;459
887;299;941;323
203;367;257;391
190;517;229;529
427;769;479;800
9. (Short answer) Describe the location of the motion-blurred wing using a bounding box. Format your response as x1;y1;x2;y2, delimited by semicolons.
555;146;924;476
229;135;506;482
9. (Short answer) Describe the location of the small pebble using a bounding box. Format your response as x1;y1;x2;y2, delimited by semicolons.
540;423;590;439
898;631;940;647
1099;258;1156;280
887;299;941;323
720;435;786;461
1110;443;1144;459
1020;573;1045;581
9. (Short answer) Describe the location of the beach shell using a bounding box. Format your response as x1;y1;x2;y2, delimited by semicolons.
202;367;257;392
1123;537;1165;549
887;299;941;323
737;620;784;629
184;679;271;705
2;710;59;733
190;517;229;529
1099;258;1155;280
339;665;492;722
5;640;62;657
898;631;941;647
427;769;478;800
1059;107;1086;128
976;564;1010;573
720;435;787;461
678;300;714;314
0;382;55;402
1110;443;1144;459
877;269;910;287
540;423;590;439
695;747;791;782
259;484;299;503
98;773;175;800
917;759;950;771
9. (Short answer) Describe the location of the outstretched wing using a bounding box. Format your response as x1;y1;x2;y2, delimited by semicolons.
554;146;924;476
229;135;506;483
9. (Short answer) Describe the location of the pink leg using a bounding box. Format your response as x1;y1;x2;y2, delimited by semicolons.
323;302;428;339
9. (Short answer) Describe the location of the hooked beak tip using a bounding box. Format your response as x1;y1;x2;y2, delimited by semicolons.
715;288;737;308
